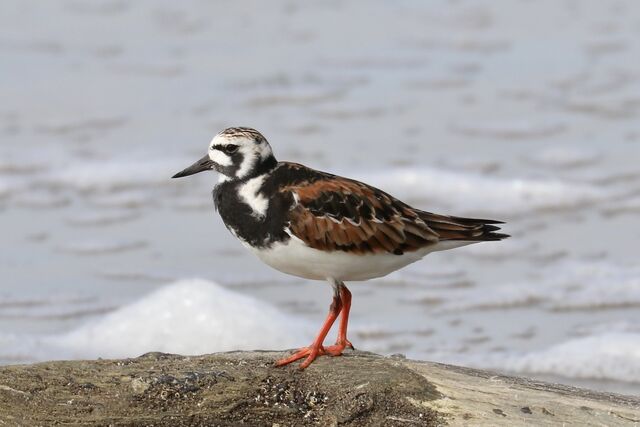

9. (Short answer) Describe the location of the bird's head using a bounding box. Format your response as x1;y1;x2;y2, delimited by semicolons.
172;127;277;181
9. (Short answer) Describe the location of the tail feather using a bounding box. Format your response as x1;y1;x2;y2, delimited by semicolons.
417;211;510;242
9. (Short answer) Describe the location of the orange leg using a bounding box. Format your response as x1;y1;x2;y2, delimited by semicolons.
275;293;343;369
325;284;354;356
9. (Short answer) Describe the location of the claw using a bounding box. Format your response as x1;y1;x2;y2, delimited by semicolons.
275;345;326;369
325;339;354;356
324;344;345;357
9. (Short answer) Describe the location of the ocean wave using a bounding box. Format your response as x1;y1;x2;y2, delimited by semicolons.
479;332;640;384
0;152;620;218
410;260;640;312
41;158;186;192
57;239;148;255
0;279;309;363
527;145;601;169
353;167;610;216
450;119;566;139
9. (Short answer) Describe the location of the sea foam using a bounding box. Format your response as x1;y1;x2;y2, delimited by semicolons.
487;332;640;383
354;167;608;216
1;152;616;218
0;279;309;362
410;259;640;313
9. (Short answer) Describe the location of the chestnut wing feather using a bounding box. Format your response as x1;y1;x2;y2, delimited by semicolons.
283;177;440;255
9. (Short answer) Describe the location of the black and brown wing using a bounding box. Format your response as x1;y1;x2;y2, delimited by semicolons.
280;169;508;255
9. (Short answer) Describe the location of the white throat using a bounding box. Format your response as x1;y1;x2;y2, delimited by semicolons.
237;174;269;217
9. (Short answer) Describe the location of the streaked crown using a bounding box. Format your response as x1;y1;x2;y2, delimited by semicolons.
172;127;277;181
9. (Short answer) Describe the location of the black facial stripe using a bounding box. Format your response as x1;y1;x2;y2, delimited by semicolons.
212;148;277;180
230;150;244;165
212;144;239;152
213;152;243;177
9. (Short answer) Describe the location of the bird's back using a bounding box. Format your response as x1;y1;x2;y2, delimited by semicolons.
270;162;508;255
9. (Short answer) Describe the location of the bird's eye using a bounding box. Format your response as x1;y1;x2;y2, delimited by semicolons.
223;144;239;154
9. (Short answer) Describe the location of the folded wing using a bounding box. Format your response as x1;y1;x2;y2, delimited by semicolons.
282;174;508;255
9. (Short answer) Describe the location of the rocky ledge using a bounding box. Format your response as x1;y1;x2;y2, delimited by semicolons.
0;350;638;426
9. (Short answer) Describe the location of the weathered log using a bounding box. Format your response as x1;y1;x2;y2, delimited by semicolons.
0;350;638;426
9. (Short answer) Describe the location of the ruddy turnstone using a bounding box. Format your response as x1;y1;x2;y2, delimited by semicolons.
172;127;508;369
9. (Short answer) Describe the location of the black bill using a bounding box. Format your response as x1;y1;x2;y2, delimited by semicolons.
172;155;214;178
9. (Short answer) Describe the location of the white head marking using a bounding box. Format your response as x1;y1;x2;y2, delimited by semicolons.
208;134;233;166
235;143;258;179
207;128;274;180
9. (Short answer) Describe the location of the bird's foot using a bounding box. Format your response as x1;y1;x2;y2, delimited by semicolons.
275;345;327;369
324;338;354;356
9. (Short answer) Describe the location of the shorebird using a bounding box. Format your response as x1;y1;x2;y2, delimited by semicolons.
172;127;508;369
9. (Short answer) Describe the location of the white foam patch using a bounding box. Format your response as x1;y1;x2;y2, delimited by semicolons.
87;190;156;209
40;157;196;192
451;120;566;139
409;260;640;312
0;294;114;320
14;191;70;208
602;196;640;217
455;238;534;260
571;320;640;336
354;167;609;216
480;332;640;383
65;211;140;227
58;239;148;255
528;146;601;169
0;279;309;362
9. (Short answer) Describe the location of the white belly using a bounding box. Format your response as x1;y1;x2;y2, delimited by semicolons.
249;235;471;281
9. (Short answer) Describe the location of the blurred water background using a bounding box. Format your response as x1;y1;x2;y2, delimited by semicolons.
1;0;640;394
